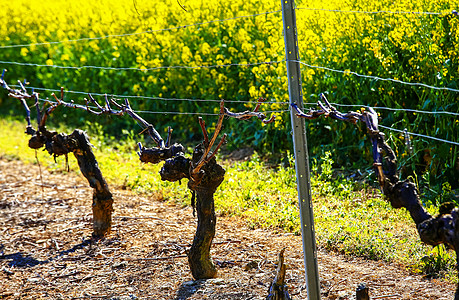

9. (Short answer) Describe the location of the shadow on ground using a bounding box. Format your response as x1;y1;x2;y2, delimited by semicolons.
174;280;205;300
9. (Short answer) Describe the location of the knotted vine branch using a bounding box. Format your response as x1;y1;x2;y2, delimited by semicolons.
293;93;459;300
0;71;114;238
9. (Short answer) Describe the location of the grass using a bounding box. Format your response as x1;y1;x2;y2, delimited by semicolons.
0;118;456;280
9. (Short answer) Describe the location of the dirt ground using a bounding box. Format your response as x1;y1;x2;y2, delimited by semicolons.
0;158;456;299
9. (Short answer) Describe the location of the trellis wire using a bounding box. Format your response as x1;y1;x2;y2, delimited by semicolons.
296;60;459;93
4;57;458;97
295;7;455;15
0;60;284;72
0;10;282;49
12;85;290;105
379;125;459;146
299;102;459;147
330;103;459;117
4;57;456;98
35;98;286;117
138;109;287;115
25;85;459;117
17;84;458;118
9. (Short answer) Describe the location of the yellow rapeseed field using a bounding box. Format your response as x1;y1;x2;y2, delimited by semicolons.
2;0;456;104
1;0;458;181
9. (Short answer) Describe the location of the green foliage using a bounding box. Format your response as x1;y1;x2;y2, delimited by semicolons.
311;151;354;199
0;0;458;188
418;245;457;279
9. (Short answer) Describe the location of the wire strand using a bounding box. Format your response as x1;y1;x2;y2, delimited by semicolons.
137;110;287;116
0;10;282;49
295;60;459;93
25;98;459;147
36;97;286;116
0;60;284;72
13;85;289;106
330;103;459;117
295;7;449;15
379;125;459;146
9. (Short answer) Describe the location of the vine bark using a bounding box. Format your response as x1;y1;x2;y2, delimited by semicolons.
28;127;114;237
293;95;459;299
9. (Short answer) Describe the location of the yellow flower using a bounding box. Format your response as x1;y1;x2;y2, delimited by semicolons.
200;42;211;56
249;86;258;98
20;48;29;57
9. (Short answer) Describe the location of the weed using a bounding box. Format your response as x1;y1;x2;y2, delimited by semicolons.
419;245;456;278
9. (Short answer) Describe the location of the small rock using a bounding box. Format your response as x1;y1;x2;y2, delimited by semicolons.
183;280;196;286
338;290;349;299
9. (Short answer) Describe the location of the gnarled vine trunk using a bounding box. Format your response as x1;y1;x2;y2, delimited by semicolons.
292;97;459;299
357;126;459;300
187;186;218;279
187;144;225;279
374;135;459;290
157;143;225;279
28;128;113;238
116;99;270;279
71;130;113;237
384;173;459;300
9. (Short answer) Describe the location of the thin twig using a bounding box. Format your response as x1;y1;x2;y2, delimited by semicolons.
224;97;276;124
124;254;187;261
177;0;187;11
198;117;209;146
212;240;242;245
372;294;401;299
191;101;226;176
205;133;227;163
